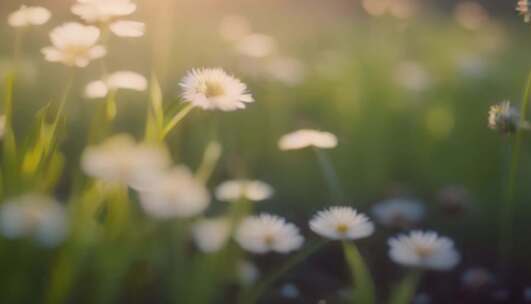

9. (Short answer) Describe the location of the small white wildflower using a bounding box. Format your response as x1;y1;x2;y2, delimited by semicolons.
235;214;304;254
0;194;67;247
8;5;51;27
71;0;136;23
41;22;106;68
372;198;425;228
310;206;374;240
215;180;274;202
278;129;338;151
109;20;145;37
235;33;277;58
180;68;254;111
237;259;260;286
81;134;170;187
388;230;460;271
85;80;109;99
138;166;210;219
191;217;230;253
488;101;522;134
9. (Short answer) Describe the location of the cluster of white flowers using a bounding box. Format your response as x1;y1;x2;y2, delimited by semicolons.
72;0;145;37
215;179;274;202
85;70;147;99
0;195;67;247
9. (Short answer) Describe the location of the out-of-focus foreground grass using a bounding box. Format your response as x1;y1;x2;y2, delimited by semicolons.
0;0;530;303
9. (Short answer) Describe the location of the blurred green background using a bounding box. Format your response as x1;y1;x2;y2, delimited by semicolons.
1;0;531;303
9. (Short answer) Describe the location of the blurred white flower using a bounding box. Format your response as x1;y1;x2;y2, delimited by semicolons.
8;5;51;28
235;214;304;254
454;2;489;31
191;217;230;253
0;115;5;140
235;33;277;58
81;134;170;187
71;0;136;23
138;166;210;219
215;180;274;202
109;20;145;37
265;56;305;86
0;194;67;247
488;101;523;134
388;230;460;271
517;0;531;23
310;206;374;240
41;22;106;68
219;15;252;42
278;129;338;151
461;267;494;289
371;198;425;228
237;259;260;286
394;61;432;92
85;80;109;99
180;68;254;111
85;71;147;99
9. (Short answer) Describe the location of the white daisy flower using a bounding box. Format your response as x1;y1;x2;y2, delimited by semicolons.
215;179;274;202
235;33;277;58
138;166;210;219
371;198;425;229
235;214;304;254
278;129;338;151
191;217;230;253
8;5;51;28
517;0;531;23
41;22;106;68
71;0;136;23
0;115;5;140
388;230;460;271
180;68;254;111
310;206;374;240
0;194;67;247
488;101;523;134
81;134;170;187
109;20;145;37
85;71;147;98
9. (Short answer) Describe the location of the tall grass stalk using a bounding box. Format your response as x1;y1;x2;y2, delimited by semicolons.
161;103;194;140
239;240;326;304
500;71;531;265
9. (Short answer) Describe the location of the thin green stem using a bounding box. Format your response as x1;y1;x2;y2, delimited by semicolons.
342;241;375;304
313;148;345;202
161;103;194;140
389;270;422;304
240;240;326;304
195;141;222;184
500;70;531;265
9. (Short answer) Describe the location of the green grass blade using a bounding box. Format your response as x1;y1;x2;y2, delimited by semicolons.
342;241;375;304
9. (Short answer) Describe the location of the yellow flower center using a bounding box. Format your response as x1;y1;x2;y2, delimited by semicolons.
336;223;349;235
415;245;434;258
264;234;275;246
201;81;225;98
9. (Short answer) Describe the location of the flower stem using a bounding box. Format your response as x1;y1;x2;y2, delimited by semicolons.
161;103;194;140
500;70;531;265
388;270;422;304
196;141;222;184
239;240;326;304
342;241;375;304
313;148;345;201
